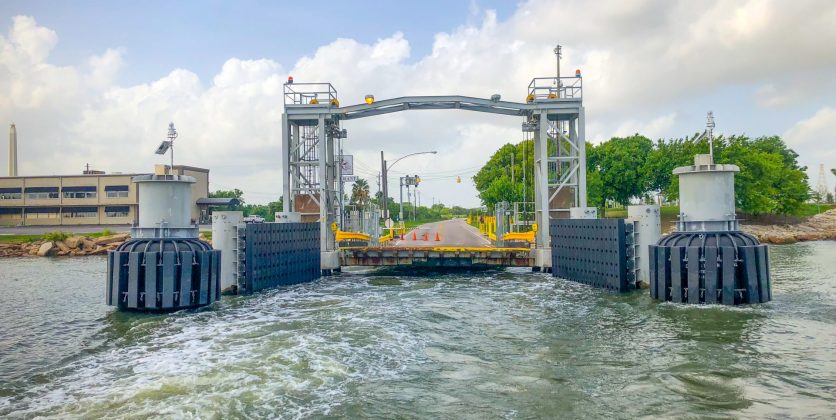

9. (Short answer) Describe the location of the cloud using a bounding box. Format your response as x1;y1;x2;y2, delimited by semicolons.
1;1;836;206
611;113;677;141
783;107;836;185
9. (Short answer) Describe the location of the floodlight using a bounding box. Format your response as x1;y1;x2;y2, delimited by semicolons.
155;140;171;155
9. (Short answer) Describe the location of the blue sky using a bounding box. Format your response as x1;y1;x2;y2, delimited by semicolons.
1;0;835;205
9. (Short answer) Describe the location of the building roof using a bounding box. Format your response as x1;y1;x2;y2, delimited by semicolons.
196;197;240;206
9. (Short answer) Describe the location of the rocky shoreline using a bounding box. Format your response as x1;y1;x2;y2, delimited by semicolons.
741;208;836;244
0;233;131;258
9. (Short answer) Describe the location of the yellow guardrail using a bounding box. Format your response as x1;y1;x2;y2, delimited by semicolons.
335;230;371;242
503;231;534;243
379;231;394;244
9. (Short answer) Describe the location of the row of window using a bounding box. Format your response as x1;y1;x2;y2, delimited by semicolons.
0;206;131;218
0;190;129;200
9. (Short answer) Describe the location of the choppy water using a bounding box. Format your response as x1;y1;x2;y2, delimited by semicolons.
0;242;834;418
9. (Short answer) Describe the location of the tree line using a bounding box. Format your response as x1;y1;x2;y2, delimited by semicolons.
474;133;811;216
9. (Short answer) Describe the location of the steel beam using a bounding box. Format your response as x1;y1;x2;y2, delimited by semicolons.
282;113;291;212
578;107;587;207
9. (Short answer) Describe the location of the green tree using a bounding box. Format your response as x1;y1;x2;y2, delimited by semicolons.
718;135;808;215
593;135;653;206
473;140;534;211
350;179;370;206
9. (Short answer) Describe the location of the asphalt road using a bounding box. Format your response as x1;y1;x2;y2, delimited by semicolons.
392;219;491;248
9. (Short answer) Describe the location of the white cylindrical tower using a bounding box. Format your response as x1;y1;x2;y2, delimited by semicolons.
673;154;739;232
131;174;197;238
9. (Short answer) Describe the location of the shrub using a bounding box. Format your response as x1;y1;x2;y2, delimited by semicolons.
42;231;70;242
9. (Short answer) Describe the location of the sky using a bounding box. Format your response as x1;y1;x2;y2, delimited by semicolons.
1;0;835;206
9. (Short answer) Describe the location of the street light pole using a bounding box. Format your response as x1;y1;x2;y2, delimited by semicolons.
381;150;437;221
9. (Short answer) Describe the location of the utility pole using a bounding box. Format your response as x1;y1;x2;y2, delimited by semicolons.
381;151;388;220
399;176;404;223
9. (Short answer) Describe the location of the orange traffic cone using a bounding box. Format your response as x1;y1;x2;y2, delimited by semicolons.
424;232;428;241
413;231;417;240
435;232;441;241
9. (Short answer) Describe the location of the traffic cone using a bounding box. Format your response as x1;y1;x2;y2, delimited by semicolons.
435;232;441;241
423;232;428;241
413;231;417;240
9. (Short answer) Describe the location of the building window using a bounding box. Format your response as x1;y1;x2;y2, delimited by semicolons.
0;207;22;219
63;191;97;199
106;190;128;198
24;187;59;200
0;188;22;200
24;207;60;219
62;207;98;218
26;192;59;199
104;185;129;198
105;206;130;217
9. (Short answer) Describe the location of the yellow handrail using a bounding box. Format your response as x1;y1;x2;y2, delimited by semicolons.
503;231;534;243
335;230;371;242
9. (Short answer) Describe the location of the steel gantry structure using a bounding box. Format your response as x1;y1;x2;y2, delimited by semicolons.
281;75;586;271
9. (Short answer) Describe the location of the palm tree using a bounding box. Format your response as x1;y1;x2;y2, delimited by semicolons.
351;179;370;206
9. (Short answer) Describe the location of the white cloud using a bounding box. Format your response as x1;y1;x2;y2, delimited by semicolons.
783;107;836;186
1;1;836;206
612;113;677;141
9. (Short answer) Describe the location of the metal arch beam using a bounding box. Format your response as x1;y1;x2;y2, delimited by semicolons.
284;95;582;120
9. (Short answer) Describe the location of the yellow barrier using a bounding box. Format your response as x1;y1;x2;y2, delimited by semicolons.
335;230;371;242
502;231;534;243
379;231;394;244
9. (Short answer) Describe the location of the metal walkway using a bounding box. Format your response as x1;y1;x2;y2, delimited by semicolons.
340;246;533;268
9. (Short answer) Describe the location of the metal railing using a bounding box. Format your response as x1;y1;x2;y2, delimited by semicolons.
527;77;582;101
283;82;339;106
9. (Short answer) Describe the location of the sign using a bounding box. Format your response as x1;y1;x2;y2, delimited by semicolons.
403;175;420;186
340;155;354;175
384;218;394;229
342;175;359;182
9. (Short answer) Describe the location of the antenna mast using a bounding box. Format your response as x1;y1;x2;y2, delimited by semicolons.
554;44;562;94
167;122;178;175
706;111;715;160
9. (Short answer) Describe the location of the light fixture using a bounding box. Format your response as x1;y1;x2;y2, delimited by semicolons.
490;94;501;102
365;94;375;105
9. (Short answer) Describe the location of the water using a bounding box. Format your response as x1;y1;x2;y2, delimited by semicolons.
1;242;834;418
